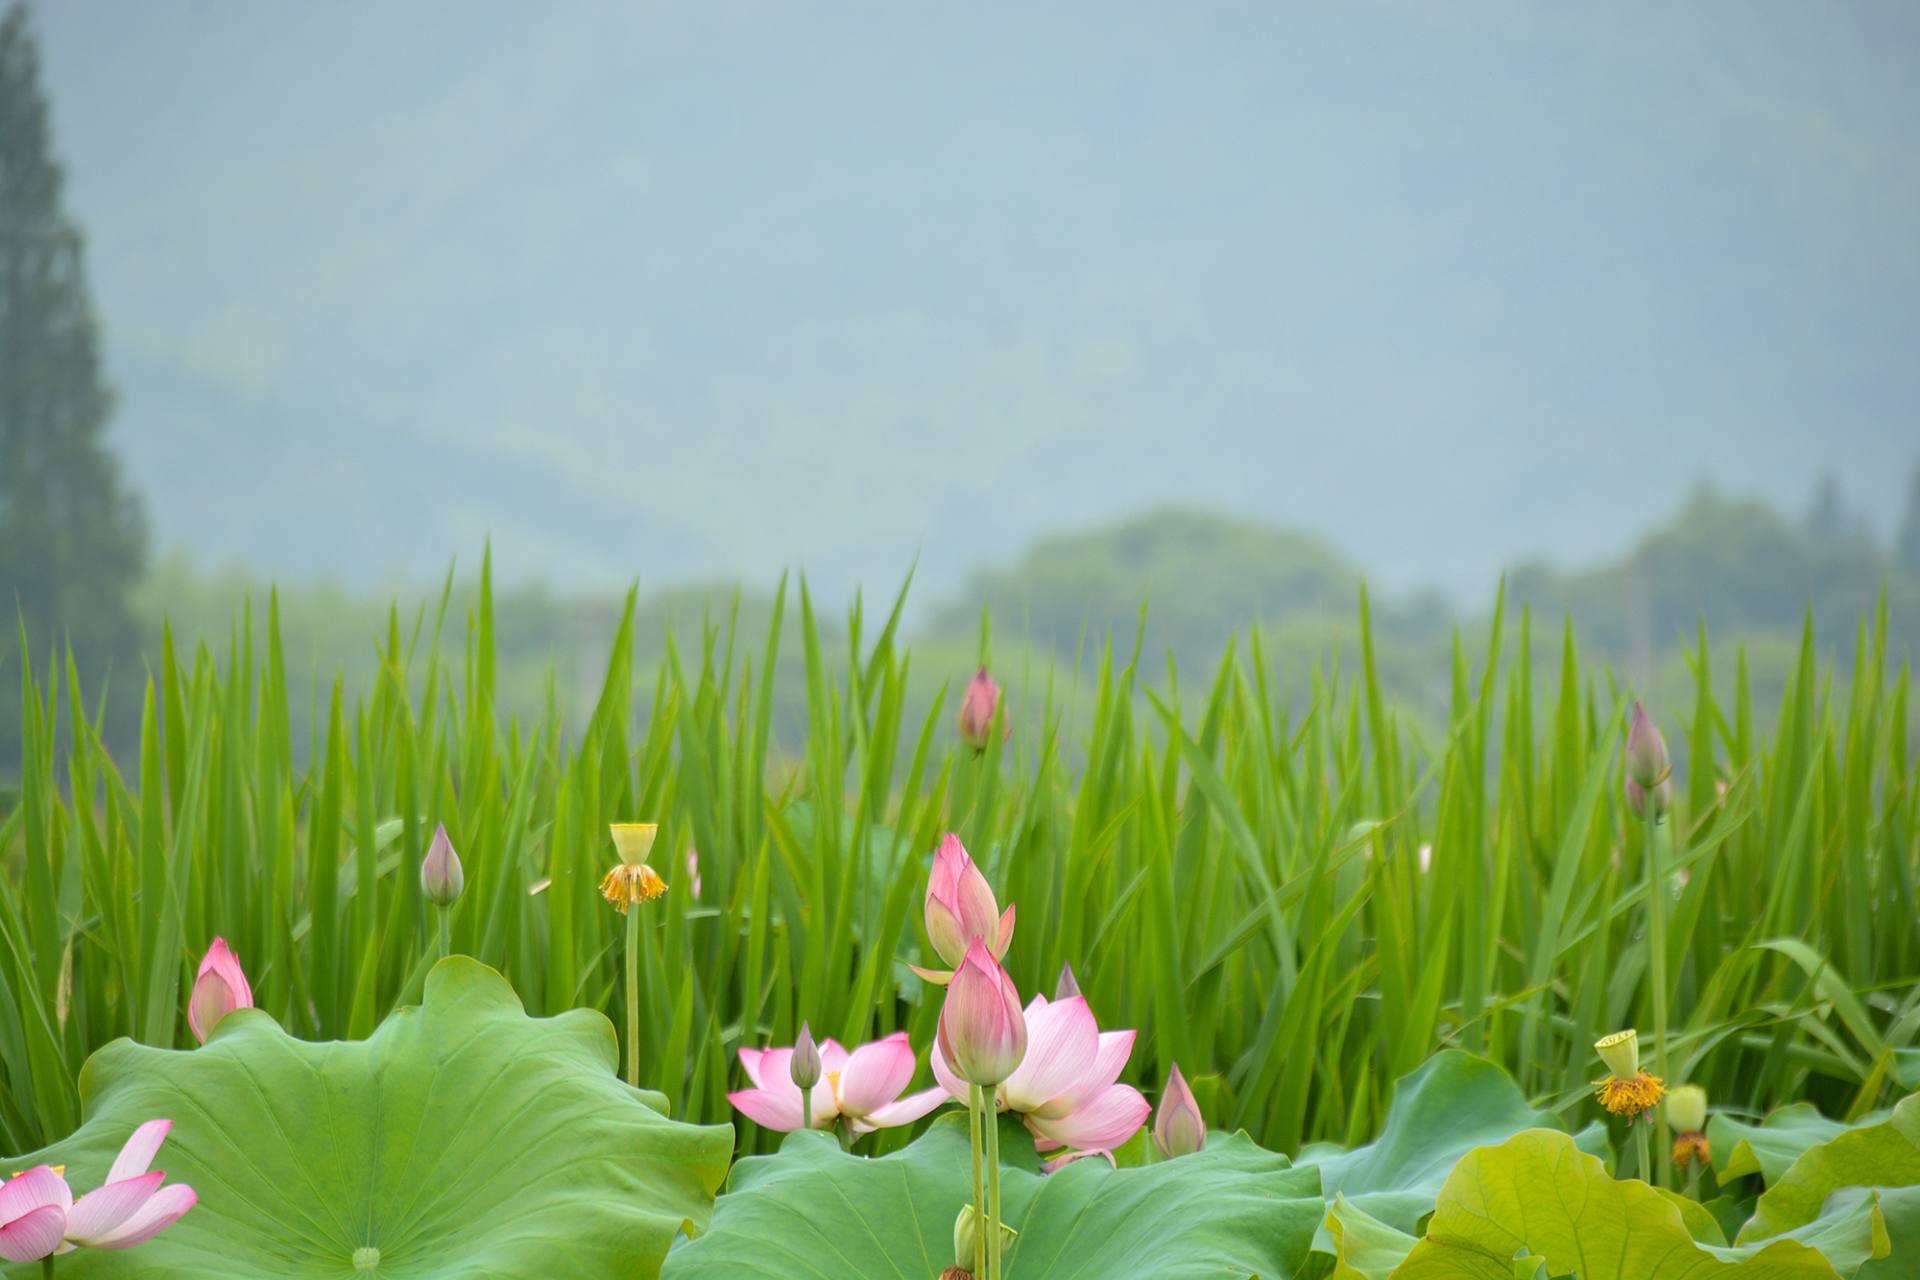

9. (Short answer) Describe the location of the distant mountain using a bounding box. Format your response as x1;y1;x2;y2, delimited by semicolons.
28;2;1920;607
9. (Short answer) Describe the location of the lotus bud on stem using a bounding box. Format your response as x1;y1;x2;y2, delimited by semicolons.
1626;702;1675;1188
940;938;1026;1280
422;822;464;960
791;1021;822;1132
1153;1063;1206;1159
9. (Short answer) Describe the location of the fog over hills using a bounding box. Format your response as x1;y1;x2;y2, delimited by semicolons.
32;1;1920;607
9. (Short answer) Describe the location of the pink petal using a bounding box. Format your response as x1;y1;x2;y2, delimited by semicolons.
64;1172;164;1244
835;1034;916;1119
1031;1029;1135;1120
727;1086;807;1132
818;1039;851;1075
736;1047;769;1088
928;1035;972;1104
924;896;969;970
749;1047;792;1091
851;1086;951;1133
107;1120;173;1185
0;1166;72;1222
1039;1147;1118;1173
1026;1083;1150;1152
1001;996;1098;1115
0;1203;66;1262
992;903;1017;958
89;1184;195;1249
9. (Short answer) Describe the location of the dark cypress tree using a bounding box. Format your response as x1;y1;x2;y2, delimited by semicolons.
0;2;146;770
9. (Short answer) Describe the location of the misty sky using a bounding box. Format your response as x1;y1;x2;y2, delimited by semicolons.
32;1;1920;608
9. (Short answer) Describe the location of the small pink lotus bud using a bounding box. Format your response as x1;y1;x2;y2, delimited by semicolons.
188;937;254;1043
937;939;1027;1086
1626;703;1670;788
790;1021;822;1091
957;667;1004;750
922;834;1015;973
1153;1062;1206;1158
421;822;465;906
1054;963;1081;1001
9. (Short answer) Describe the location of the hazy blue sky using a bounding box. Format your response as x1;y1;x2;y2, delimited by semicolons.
32;1;1920;607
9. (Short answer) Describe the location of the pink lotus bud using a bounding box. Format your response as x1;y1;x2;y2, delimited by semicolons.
1626;775;1672;822
922;834;1016;972
188;937;253;1043
685;845;703;899
421;822;465;906
937;939;1027;1086
1626;703;1670;788
1054;963;1081;1001
790;1021;822;1091
1153;1063;1206;1158
957;667;1004;750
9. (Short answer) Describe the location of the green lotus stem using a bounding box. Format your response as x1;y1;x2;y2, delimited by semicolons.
1686;1160;1701;1202
969;1084;986;1278
43;1258;55;1279
1633;1116;1651;1183
1645;794;1671;1189
801;1091;812;1133
986;1098;1004;1280
624;900;642;1087
435;906;450;964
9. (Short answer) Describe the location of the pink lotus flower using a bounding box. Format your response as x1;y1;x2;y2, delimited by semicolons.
911;834;1016;984
957;667;1005;750
1152;1063;1205;1158
933;989;1147;1162
729;1032;946;1136
937;940;1028;1088
188;937;253;1044
0;1119;196;1262
0;1166;67;1262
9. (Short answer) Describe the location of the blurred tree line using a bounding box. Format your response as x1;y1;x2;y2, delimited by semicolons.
1;3;146;776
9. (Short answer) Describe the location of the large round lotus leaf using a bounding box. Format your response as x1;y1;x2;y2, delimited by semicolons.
663;1114;1323;1279
1393;1129;1879;1279
0;957;732;1279
1291;1050;1607;1251
1741;1094;1920;1277
1710;1103;1892;1186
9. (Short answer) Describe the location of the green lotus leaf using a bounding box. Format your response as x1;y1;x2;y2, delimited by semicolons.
1390;1129;1869;1279
1292;1051;1607;1252
1324;1194;1418;1280
1;957;732;1279
1740;1094;1920;1277
1711;1104;1891;1186
663;1113;1324;1279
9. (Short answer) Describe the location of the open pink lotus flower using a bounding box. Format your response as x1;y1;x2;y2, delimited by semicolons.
0;1119;197;1262
188;937;253;1044
932;991;1149;1166
911;834;1016;984
730;1032;947;1136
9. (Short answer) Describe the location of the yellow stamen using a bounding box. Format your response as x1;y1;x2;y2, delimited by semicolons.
1595;1070;1667;1119
599;863;669;913
1672;1130;1711;1169
826;1070;843;1112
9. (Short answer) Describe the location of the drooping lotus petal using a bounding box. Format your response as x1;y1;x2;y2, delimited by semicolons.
85;1184;197;1250
1026;1082;1150;1153
1000;995;1099;1116
835;1033;917;1119
1038;1148;1118;1173
726;1083;810;1132
0;1203;65;1263
62;1172;164;1244
857;1086;949;1133
937;940;1027;1087
107;1119;173;1185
